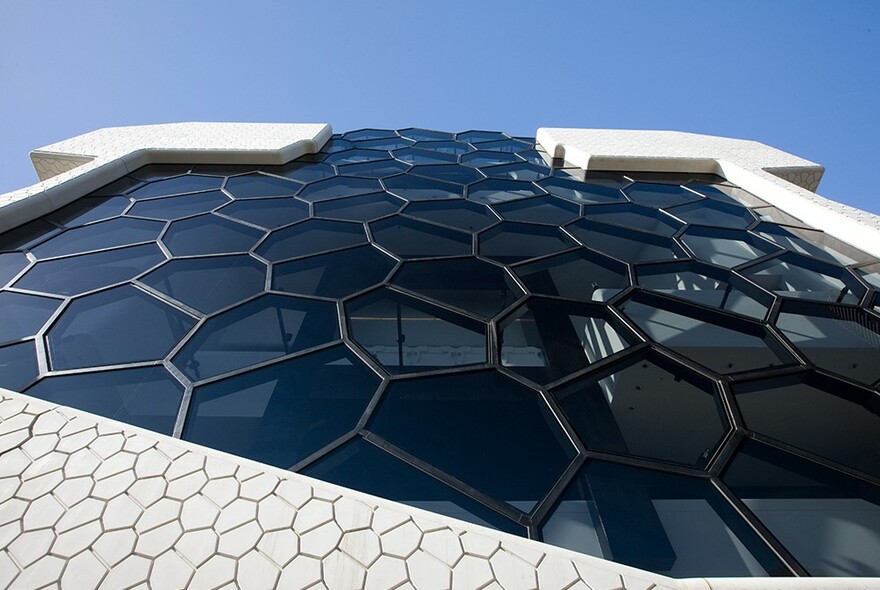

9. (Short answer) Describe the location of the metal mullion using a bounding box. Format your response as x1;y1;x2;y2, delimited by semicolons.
42;359;165;378
528;453;587;529
539;342;652;392
289;430;360;473
581;448;711;478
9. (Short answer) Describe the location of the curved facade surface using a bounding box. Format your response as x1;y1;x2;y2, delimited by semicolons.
1;128;880;578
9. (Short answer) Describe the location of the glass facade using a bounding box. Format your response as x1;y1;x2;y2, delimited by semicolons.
1;128;879;578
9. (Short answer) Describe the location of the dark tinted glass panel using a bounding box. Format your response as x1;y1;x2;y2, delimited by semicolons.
457;131;508;143
399;128;455;142
743;254;862;304
567;220;681;264
184;345;379;468
90;176;142;196
15;244;165;296
25;366;183;434
343;129;397;141
682;228;779;268
735;373;880;477
369;371;575;510
623;182;703;208
218;198;309;229
584;203;682;236
460;151;522;167
537;178;624;205
0;292;61;344
336;160;410;178
480;222;575;264
256;220;367;262
621;297;792;374
127;190;230;221
347;288;486;372
325;149;390;165
667;200;755;229
724;441;880;576
404;200;498;232
304;438;523;535
141;255;266;314
163;215;265;256
224;173;301;198
0;341;39;391
776;306;880;385
46;196;130;227
173;294;339;381
553;354;727;467
514;249;628;302
314;192;403;222
468;179;544;205
273;245;395;298
501;299;630;384
130;165;193;181
371;217;471;259
495;197;580;225
298;177;382;202
383;175;463;201
391;258;522;318
484;163;549;181
756;223;858;266
413;141;472;155
410;164;484;185
0;252;29;287
543;461;782;577
0;219;61;251
393;148;458;165
31;218;164;259
128;175;223;199
47;285;196;370
355;138;414;150
262;161;335;183
476;139;531;153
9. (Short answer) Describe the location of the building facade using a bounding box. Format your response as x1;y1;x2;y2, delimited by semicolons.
0;123;878;589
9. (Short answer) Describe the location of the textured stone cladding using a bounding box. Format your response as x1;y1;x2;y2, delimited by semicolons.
0;390;673;590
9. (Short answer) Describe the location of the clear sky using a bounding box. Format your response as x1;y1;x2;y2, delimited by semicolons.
1;1;878;212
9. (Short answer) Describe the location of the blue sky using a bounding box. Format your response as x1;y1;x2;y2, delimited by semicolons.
1;1;878;212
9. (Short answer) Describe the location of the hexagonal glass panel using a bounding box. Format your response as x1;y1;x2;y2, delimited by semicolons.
354;137;414;150
399;128;455;142
484;163;550;181
127;190;230;220
567;220;682;263
347;288;486;372
723;440;880;577
620;293;794;374
584;203;683;236
460;151;522;167
666;199;756;229
90;176;142;196
256;219;367;262
553;352;727;467
623;182;703;208
543;460;784;577
514;249;628;302
129;164;194;181
184;345;380;468
741;253;864;304
128;175;223;199
15;243;165;297
273;245;395;299
140;255;266;314
392;147;458;165
755;223;859;266
480;222;575;264
173;294;339;381
457;130;509;143
0;219;61;251
324;149;391;165
494;197;580;225
468;179;545;205
0;292;61;345
46;196;131;228
31;218;164;259
298;176;382;202
413;140;472;155
403;200;498;232
856;261;880;289
410;164;484;185
370;217;471;259
224;173;301;198
47;285;196;370
476;139;532;152
776;302;880;386
537;177;625;205
368;370;576;510
0;341;39;391
336;159;410;178
218;197;309;229
303;437;524;535
681;227;780;268
343;129;398;141
501;298;631;384
383;175;464;201
262;161;335;183
391;258;522;318
313;192;403;222
0;252;29;287
318;138;353;153
734;372;880;477
24;366;184;434
163;214;265;256
636;261;771;319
